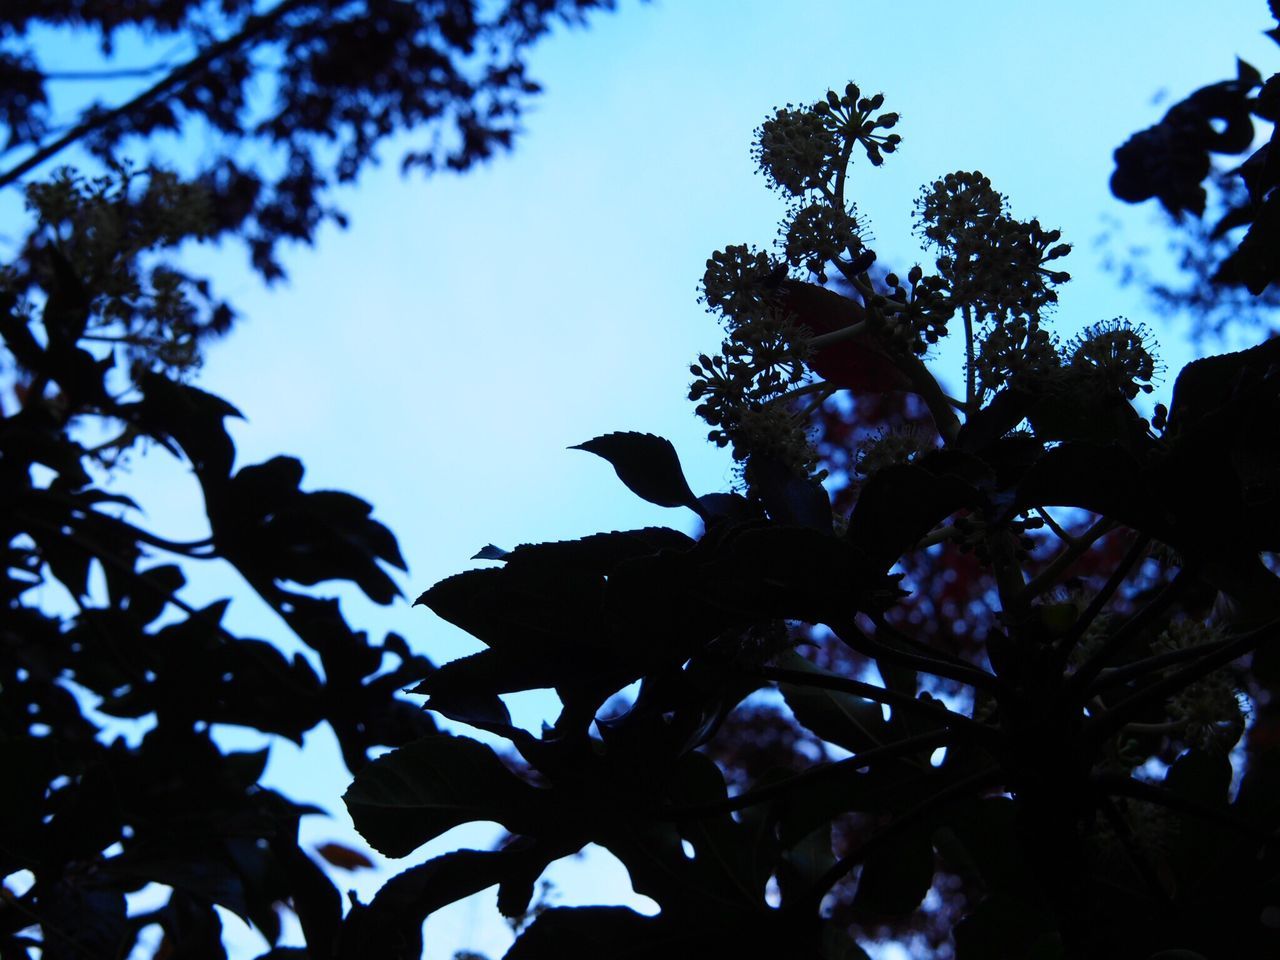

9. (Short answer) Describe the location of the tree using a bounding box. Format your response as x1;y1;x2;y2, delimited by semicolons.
343;39;1280;960
6;5;1280;960
1107;34;1280;338
0;3;625;958
0;0;620;286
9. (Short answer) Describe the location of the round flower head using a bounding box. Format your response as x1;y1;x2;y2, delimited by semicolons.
1069;318;1161;399
754;106;839;195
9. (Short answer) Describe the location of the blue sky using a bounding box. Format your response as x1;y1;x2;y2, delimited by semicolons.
10;1;1280;957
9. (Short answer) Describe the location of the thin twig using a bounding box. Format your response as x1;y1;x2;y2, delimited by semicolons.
807;767;1001;911
1034;507;1077;546
1085;616;1280;744
1086;637;1230;697
807;320;868;351
1094;772;1266;840
1065;569;1191;700
1053;534;1150;662
659;728;955;821
754;664;1000;744
1018;517;1116;605
850;614;1001;693
0;0;308;191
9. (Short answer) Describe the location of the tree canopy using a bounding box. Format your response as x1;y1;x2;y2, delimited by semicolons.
4;3;1280;960
0;0;618;283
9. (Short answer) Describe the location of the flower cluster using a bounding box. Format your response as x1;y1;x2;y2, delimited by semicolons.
916;171;1073;324
1068;318;1161;400
700;244;783;327
754;82;901;198
781;201;866;283
8;163;229;380
688;335;815;470
1153;620;1247;754
869;265;952;356
810;83;902;168
853;423;935;477
973;315;1060;398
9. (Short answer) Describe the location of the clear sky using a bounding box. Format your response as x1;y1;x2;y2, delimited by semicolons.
11;2;1280;958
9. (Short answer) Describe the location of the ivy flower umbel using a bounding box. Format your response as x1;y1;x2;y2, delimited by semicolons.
754;83;901;197
1068;318;1161;400
1152;620;1248;754
754;105;839;195
974;316;1061;398
916;171;1072;324
781;201;866;282
701;244;783;327
810;83;902;168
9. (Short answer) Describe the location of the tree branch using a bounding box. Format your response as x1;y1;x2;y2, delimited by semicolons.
0;0;309;191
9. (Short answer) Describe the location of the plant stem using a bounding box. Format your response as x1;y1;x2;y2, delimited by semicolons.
1018;517;1115;605
754;664;1000;744
962;305;976;409
0;0;309;190
660;728;955;821
1085;616;1280;743
1053;534;1150;663
807;767;1001;911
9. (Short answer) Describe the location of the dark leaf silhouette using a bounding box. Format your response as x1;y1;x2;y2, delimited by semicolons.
571;432;702;511
343;735;549;857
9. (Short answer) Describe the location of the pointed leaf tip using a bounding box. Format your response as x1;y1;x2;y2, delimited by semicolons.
570;432;701;511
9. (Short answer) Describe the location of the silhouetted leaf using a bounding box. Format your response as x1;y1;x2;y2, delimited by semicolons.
847;457;982;569
775;650;889;753
220;457;405;603
343;735;549;857
571;432;701;511
1165;749;1232;808
748;455;832;530
851;824;935;917
316;842;374;871
504;528;696;573
135;373;242;480
420;683;514;732
504;907;678;959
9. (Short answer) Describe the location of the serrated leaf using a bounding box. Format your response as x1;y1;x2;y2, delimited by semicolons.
571;432;701;511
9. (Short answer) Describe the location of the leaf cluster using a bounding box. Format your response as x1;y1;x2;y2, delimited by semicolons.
0;171;439;958
0;0;619;283
365;81;1280;960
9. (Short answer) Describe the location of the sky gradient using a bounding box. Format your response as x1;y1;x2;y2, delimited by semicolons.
10;2;1279;957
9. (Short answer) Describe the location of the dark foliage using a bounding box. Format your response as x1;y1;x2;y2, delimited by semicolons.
6;4;1280;960
342;45;1280;960
0;243;441;956
0;2;628;957
0;0;619;283
1110;10;1280;318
